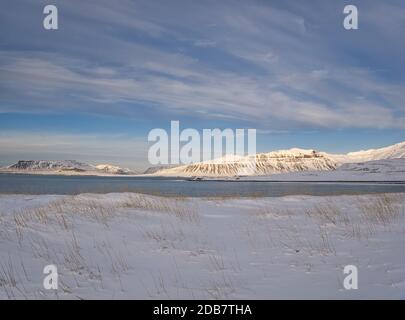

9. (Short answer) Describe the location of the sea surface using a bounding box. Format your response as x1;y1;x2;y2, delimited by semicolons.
0;173;404;197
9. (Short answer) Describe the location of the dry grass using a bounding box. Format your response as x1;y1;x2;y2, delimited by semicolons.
140;220;190;251
305;203;346;226
0;256;25;299
250;194;404;256
0;258;17;288
120;194;200;224
357;194;402;226
0;193;203;299
208;254;226;272
303;194;404;241
0;192;403;299
205;272;236;299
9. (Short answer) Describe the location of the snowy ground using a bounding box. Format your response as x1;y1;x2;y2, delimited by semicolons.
0;192;404;299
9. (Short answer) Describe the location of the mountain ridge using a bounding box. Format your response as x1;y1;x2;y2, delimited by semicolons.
1;160;135;175
151;141;405;177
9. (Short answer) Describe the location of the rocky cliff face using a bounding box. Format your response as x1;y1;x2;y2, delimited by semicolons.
8;160;93;171
154;149;338;177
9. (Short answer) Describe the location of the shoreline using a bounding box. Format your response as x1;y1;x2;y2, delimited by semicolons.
0;170;142;178
1;171;405;184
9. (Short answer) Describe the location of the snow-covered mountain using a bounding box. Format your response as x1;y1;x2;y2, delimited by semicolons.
152;142;405;177
2;142;404;177
1;160;134;175
327;141;405;163
154;149;338;177
337;158;405;174
95;164;133;175
235;158;405;182
7;160;93;172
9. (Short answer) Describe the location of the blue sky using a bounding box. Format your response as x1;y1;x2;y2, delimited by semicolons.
0;0;404;169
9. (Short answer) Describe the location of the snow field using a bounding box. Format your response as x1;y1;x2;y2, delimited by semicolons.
0;192;404;299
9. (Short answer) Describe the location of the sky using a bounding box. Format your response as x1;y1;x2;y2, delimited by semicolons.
0;0;404;170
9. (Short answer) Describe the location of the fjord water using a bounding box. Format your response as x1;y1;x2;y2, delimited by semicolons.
0;174;404;197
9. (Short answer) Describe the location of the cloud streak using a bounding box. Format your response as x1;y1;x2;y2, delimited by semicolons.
0;0;404;137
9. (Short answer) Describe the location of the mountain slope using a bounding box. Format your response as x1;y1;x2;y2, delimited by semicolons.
327;142;405;163
7;160;93;172
237;158;405;182
1;160;134;175
94;164;133;175
154;149;338;177
153;142;405;177
338;158;405;174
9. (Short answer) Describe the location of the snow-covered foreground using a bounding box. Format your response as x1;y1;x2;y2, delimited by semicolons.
0;192;404;299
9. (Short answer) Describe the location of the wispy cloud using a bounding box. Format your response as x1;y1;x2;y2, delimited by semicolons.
0;0;404;166
1;50;403;129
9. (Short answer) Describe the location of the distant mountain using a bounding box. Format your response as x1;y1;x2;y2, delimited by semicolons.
327;141;405;163
94;164;133;175
7;160;93;172
152;142;405;177
1;160;135;175
3;142;404;178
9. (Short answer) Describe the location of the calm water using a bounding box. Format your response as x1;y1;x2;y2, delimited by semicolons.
0;173;404;197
